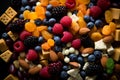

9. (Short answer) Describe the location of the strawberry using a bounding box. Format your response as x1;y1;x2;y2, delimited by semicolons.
71;39;81;49
61;31;73;43
90;6;102;19
26;49;38;61
20;30;32;41
39;66;51;78
13;41;25;52
52;23;63;34
60;16;72;27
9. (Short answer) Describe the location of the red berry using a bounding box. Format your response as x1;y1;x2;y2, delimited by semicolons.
20;30;32;41
52;23;63;34
60;16;72;27
61;31;73;43
71;39;81;49
39;66;51;78
13;41;25;52
90;6;102;19
97;0;111;11
65;0;76;9
26;49;38;61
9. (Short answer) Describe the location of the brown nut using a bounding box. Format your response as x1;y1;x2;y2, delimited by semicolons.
103;35;113;43
57;52;64;61
19;59;29;69
69;62;81;68
114;64;120;72
50;50;58;62
82;48;94;54
28;65;42;75
79;28;90;35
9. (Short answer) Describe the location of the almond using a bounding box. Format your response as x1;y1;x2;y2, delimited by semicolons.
82;48;94;54
114;64;120;72
28;65;42;75
50;50;58;62
79;28;90;35
103;35;113;43
57;52;64;61
69;62;81;68
19;59;29;69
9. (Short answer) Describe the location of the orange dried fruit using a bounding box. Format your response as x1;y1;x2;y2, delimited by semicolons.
77;4;87;15
28;12;38;20
47;39;55;47
41;30;53;40
59;0;66;5
77;10;84;17
35;6;46;16
78;17;87;28
70;21;80;33
23;10;30;19
25;22;36;32
90;32;103;41
37;26;48;32
102;25;112;35
41;42;51;50
109;22;116;32
105;10;113;23
32;29;40;37
40;0;49;7
49;0;60;7
85;9;90;15
77;0;90;4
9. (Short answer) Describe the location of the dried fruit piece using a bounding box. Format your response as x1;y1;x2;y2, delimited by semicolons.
77;0;90;4
32;29;40;37
41;42;51;50
78;17;87;28
23;10;30;19
102;25;112;35
49;0;60;7
28;12;38;20
47;39;55;47
25;22;36;32
41;30;53;40
90;32;102;41
77;4;87;15
37;26;48;32
40;0;49;7
70;21;80;34
105;10;113;23
109;22;116;32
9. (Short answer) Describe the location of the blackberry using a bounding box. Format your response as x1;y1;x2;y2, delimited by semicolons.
85;64;103;76
24;36;38;48
48;61;63;76
51;6;67;20
9;19;25;33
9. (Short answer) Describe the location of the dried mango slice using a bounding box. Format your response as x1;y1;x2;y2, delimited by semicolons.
102;25;112;35
109;22;116;32
41;30;53;40
105;10;113;23
25;22;36;32
23;10;30;19
77;0;90;5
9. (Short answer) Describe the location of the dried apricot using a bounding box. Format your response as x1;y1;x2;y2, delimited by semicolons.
102;25;112;35
109;22;116;32
41;30;53;40
37;26;48;32
28;12;38;20
25;22;36;32
77;0;90;4
78;17;87;28
70;21;80;33
41;42;51;50
77;10;84;17
40;0;49;7
77;4;87;15
49;0;60;7
90;32;103;41
23;10;30;19
47;39;55;47
32;29;40;37
105;10;113;23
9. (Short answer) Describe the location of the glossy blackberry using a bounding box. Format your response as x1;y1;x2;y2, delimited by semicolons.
24;36;38;48
48;61;63;76
9;19;25;33
51;6;67;20
85;64;103;76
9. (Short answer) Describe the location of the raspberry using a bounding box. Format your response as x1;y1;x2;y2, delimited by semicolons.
48;61;63;76
71;39;81;49
60;16;72;27
52;23;63;34
97;0;111;11
20;30;32;41
39;66;51;78
90;6;102;19
65;0;76;9
26;49;38;61
13;41;25;52
61;31;73;43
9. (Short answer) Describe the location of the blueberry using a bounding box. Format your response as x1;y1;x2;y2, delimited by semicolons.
84;15;90;23
48;18;56;26
69;54;77;61
62;65;69;71
34;19;42;26
77;56;84;65
19;14;24;19
45;11;52;18
90;17;95;22
34;46;41;52
48;26;52;33
21;0;28;6
94;50;102;59
20;6;25;12
46;4;53;11
72;10;78;15
80;71;86;78
25;5;31;10
54;36;61;45
95;19;103;28
88;2;94;8
2;32;9;39
60;71;69;79
54;46;62;52
31;6;35;11
88;54;96;62
42;18;49;25
87;22;94;29
38;36;44;43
